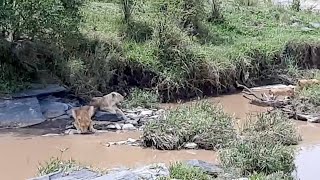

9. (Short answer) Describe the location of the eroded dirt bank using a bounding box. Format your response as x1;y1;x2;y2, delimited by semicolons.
0;93;320;180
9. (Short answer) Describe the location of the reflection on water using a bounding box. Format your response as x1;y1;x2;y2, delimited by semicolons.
295;144;320;180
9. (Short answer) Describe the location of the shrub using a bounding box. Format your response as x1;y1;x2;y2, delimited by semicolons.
250;171;294;180
37;157;78;176
168;162;212;180
124;88;159;109
218;137;296;177
0;0;84;43
241;110;301;146
297;84;320;106
142;101;237;150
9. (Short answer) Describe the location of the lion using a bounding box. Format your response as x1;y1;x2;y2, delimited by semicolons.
297;79;320;89
71;105;96;134
89;92;128;121
268;87;295;98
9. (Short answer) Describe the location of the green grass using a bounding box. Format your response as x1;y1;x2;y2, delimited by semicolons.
73;0;320;101
167;162;212;180
241;110;302;146
123;88;160;108
3;0;320;100
142;101;237;150
298;84;320;105
37;157;79;176
218;137;296;177
218;111;298;178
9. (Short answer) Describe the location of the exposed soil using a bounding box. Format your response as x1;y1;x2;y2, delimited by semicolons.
0;93;319;180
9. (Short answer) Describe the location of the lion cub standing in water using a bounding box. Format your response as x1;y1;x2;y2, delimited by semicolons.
71;105;96;134
89;92;128;120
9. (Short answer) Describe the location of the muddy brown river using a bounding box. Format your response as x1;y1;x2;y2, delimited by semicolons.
0;93;320;180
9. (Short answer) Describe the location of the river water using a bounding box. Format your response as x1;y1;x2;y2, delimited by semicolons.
0;93;319;180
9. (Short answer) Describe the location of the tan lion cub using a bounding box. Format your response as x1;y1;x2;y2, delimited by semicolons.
297;79;320;89
89;92;128;120
268;87;295;97
71;105;96;134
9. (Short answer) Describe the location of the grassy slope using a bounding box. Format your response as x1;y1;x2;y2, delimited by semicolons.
79;0;320;101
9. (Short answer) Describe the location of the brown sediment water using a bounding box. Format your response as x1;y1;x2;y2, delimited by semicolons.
0;92;320;180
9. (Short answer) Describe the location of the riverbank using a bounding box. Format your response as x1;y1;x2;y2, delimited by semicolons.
3;0;320;102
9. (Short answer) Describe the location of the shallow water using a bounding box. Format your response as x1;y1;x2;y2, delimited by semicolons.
0;93;320;180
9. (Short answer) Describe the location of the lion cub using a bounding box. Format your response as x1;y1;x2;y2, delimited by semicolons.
71;105;96;134
268;87;295;98
89;92;128;120
297;79;320;89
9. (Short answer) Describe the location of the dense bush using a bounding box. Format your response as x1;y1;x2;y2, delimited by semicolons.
242;110;302;146
218;137;296;176
142;101;237;150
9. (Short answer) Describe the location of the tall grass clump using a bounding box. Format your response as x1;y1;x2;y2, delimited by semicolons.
242;110;302;146
168;162;212;180
218;137;296;177
297;84;320;106
37;157;78;176
142;101;237;150
219;110;298;177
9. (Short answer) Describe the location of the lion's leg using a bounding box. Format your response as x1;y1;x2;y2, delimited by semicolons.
89;122;96;133
100;106;116;113
115;107;128;121
73;122;82;134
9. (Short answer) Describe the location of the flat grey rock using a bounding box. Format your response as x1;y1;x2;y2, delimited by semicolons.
0;97;46;127
28;169;100;180
39;100;70;119
131;163;169;179
184;159;223;176
122;124;137;130
12;84;67;98
94;111;124;122
93;170;139;180
93;163;169;180
30;164;169;180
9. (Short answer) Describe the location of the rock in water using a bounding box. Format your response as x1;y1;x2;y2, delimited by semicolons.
29;164;169;180
184;159;223;176
0;97;46;128
28;169;100;180
12;84;67;98
184;142;198;149
139;110;153;116
122;124;137;130
39;100;70;119
94;111;124;122
94;163;169;180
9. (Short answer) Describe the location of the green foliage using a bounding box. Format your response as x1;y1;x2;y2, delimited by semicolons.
169;162;212;180
0;0;85;43
124;88;159;108
219;111;298;177
298;84;320;106
242;110;302;146
219;137;296;177
62;36;122;99
37;157;78;176
142;101;237;150
249;171;294;180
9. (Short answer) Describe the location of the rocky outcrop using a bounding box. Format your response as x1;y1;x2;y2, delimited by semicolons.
0;97;46;128
29;163;170;180
0;84;165;134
